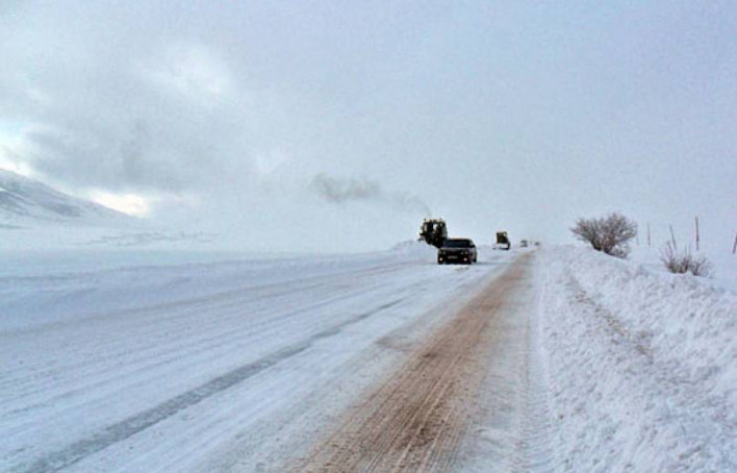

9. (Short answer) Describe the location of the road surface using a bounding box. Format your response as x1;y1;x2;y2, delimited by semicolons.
1;248;545;472
293;253;544;472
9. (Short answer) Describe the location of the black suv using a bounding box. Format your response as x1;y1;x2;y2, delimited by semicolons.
437;238;477;265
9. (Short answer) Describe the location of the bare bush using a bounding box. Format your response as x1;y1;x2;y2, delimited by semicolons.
660;243;712;277
571;212;637;258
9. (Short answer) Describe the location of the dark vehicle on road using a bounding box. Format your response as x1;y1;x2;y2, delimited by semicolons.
494;231;511;250
437;238;477;265
419;218;448;248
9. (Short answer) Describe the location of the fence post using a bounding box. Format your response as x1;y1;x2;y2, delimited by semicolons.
636;223;640;246
669;225;677;249
695;216;700;251
733;232;737;255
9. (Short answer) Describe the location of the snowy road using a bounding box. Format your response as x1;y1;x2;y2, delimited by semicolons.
5;245;734;472
293;253;544;472
1;247;523;472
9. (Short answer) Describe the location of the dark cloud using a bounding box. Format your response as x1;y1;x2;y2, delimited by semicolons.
311;173;431;216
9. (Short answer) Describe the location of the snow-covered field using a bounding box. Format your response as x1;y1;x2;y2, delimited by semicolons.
2;243;735;472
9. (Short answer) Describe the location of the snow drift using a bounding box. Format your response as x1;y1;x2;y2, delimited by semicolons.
539;247;737;471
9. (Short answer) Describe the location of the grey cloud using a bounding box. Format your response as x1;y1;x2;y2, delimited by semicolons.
1;7;261;196
2;1;735;250
120;121;150;185
26;122;189;193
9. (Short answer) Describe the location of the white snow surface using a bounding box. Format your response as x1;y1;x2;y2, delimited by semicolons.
538;246;737;472
4;243;736;472
1;243;514;472
628;245;737;294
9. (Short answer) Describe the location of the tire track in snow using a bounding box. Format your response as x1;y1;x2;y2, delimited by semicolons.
293;255;532;472
23;298;406;473
3;260;413;428
1;259;414;338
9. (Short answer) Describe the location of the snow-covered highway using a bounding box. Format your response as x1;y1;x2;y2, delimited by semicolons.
1;246;520;472
4;244;736;472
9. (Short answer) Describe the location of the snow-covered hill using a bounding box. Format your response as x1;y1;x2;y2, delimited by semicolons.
0;169;132;227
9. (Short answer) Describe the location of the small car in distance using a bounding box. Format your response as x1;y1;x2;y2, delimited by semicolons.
437;238;478;265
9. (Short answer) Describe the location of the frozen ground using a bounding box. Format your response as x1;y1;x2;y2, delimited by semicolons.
2;244;735;472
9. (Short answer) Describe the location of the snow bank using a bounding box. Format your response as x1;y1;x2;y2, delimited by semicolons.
628;246;737;294
390;239;439;258
539;246;737;471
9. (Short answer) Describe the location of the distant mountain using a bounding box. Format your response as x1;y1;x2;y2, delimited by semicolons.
0;169;134;227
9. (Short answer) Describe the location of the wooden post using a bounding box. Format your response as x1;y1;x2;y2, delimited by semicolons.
733;232;737;255
635;222;639;246
647;223;651;247
669;225;677;249
695;216;700;251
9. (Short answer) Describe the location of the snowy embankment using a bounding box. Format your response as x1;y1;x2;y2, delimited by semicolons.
1;244;513;472
538;247;737;471
628;246;737;294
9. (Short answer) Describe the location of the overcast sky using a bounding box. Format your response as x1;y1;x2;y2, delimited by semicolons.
1;1;735;252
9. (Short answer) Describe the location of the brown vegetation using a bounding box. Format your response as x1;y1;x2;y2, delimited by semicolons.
660;242;712;277
571;212;637;258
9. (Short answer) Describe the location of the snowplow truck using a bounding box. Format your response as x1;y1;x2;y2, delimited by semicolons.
419;219;448;248
495;231;511;250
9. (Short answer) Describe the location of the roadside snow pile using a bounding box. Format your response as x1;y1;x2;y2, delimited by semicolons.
391;239;438;259
629;246;737;294
539;246;737;472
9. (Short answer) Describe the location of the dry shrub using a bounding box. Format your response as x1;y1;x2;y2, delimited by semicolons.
571;212;637;258
660;243;712;277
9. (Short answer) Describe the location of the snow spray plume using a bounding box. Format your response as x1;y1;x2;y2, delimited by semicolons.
391;192;432;217
310;173;381;203
310;173;431;216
